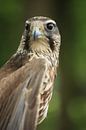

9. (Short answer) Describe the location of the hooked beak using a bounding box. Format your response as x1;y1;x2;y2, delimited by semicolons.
32;27;43;40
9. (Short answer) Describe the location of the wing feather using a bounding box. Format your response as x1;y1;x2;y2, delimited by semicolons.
0;58;46;130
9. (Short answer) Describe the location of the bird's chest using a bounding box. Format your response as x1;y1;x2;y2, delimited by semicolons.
37;66;56;124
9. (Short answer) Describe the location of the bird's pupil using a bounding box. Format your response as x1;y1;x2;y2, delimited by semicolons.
47;23;54;30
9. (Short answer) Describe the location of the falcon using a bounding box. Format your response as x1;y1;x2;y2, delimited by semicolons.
0;16;61;130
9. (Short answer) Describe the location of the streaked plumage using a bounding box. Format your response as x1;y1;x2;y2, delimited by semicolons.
0;16;61;130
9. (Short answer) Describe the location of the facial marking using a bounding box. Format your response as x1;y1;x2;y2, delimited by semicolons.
23;16;60;52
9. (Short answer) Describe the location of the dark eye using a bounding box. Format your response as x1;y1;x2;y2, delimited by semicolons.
25;21;30;31
46;22;56;31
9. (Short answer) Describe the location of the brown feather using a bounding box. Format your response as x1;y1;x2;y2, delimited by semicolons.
0;58;46;130
0;16;61;130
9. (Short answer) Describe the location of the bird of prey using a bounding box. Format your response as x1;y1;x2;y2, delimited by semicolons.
0;16;61;130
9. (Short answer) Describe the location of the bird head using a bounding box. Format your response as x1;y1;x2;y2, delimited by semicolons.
18;16;61;53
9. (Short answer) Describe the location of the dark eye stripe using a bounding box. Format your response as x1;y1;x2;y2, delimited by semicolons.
25;21;30;31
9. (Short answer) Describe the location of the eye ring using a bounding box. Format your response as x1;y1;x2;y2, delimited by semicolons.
45;20;56;31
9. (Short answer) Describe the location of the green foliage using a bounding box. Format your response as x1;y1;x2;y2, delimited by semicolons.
67;97;86;130
0;0;24;66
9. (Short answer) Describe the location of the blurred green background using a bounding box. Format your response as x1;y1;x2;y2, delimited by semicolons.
0;0;86;130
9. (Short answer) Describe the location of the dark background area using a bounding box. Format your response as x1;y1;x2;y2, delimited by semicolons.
0;0;86;130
